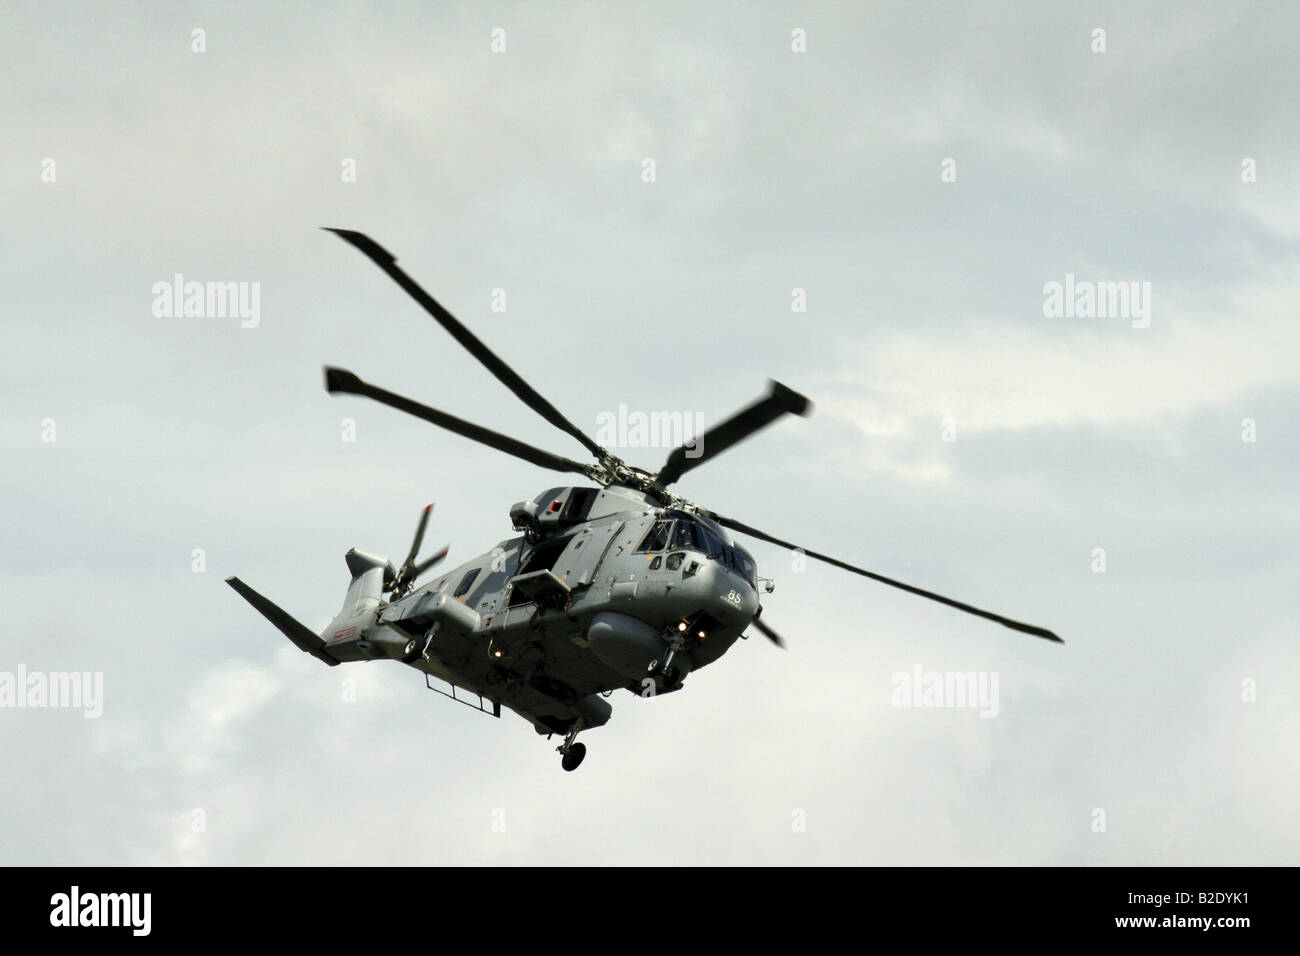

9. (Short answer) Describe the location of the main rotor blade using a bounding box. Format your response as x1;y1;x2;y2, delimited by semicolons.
750;614;786;648
325;228;606;460
707;512;1062;643
324;366;595;478
656;380;812;486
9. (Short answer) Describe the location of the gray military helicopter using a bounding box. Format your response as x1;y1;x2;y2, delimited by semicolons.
226;230;1061;771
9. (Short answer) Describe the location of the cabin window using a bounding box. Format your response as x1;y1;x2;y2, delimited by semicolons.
454;568;481;598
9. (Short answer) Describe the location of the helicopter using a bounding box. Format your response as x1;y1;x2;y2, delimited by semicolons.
226;229;1062;772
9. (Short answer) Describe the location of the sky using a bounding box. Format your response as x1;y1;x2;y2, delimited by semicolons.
2;1;1296;865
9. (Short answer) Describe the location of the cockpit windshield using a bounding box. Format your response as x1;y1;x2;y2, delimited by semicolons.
728;546;757;587
656;512;756;587
670;519;722;555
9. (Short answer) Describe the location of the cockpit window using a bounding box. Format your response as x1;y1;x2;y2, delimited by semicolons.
665;515;726;557
727;547;757;587
663;512;757;586
695;524;725;558
635;511;756;584
636;520;671;552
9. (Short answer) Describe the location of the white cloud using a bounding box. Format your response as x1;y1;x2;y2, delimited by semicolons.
818;269;1299;468
165;662;281;776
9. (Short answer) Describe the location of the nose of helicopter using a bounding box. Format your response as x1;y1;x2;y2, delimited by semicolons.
701;561;759;627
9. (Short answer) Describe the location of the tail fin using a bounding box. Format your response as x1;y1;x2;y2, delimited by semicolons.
338;548;393;619
225;577;340;667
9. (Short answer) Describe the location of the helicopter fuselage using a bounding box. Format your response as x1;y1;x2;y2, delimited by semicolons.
320;484;762;739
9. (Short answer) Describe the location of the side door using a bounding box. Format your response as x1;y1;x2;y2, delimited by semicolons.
555;518;625;589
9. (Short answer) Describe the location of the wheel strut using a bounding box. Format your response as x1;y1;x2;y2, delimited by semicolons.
650;628;687;690
557;721;587;771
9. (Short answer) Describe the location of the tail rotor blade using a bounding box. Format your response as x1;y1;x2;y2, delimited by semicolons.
410;545;450;579
391;505;442;597
403;504;433;572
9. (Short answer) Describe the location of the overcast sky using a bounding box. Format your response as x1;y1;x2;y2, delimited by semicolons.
3;1;1296;865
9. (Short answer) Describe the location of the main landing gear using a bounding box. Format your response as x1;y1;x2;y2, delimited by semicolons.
401;624;439;665
558;723;587;771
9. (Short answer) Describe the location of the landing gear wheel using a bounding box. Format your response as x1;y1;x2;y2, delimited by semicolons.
400;639;422;664
561;742;587;772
